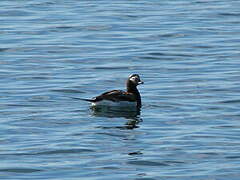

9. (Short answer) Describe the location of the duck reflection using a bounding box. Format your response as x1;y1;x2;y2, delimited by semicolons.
90;106;142;129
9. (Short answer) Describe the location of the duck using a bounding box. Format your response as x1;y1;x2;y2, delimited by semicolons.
80;74;144;108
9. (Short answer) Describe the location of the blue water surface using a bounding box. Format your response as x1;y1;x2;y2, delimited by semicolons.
1;0;240;179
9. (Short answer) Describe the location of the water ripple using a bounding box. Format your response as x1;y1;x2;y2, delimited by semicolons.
1;0;240;179
0;168;42;173
127;160;170;167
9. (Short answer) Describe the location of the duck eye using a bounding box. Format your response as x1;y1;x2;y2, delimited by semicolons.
130;76;136;80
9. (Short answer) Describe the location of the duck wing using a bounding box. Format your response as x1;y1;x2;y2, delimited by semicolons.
94;90;136;102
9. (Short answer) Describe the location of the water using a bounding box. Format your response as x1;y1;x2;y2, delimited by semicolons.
1;0;240;179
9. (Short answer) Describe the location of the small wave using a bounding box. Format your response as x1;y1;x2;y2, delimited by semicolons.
0;168;42;173
0;48;11;52
52;89;85;94
219;99;240;104
226;156;240;159
36;149;95;155
219;12;240;17
93;66;130;70
127;160;170;167
128;151;143;156
0;149;95;156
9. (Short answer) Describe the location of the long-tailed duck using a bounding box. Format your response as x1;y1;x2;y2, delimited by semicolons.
80;74;144;108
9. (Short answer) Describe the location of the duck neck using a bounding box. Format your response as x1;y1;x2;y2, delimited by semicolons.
126;81;142;108
127;81;137;93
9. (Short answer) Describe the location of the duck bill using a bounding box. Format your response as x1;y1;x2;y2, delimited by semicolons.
138;81;144;85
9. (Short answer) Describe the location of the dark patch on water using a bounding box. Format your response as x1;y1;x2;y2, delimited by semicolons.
127;160;170;167
128;151;143;156
93;66;131;70
0;48;11;52
0;149;95;156
36;149;95;155
0;168;42;173
219;12;240;17
219;99;240;104
51;89;85;94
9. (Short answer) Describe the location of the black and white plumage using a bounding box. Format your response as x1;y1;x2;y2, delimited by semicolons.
81;74;144;108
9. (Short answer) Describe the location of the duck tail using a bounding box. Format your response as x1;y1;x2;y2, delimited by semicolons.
72;97;96;102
